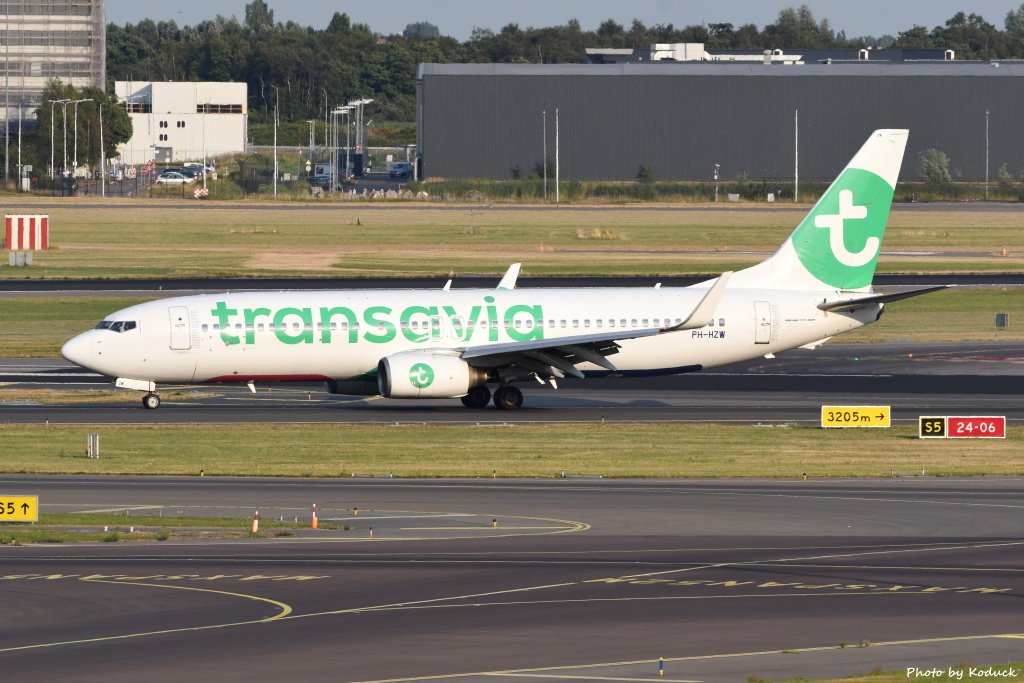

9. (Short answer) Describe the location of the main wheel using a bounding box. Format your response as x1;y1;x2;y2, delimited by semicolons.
460;385;491;409
142;393;161;410
493;385;523;410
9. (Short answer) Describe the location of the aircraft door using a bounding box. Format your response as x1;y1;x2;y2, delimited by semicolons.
168;306;192;350
754;301;772;344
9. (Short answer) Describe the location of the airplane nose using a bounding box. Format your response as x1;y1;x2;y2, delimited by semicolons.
60;334;93;368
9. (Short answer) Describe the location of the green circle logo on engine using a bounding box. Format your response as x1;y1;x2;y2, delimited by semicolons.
409;363;435;389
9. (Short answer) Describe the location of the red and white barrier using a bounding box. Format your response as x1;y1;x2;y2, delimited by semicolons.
4;215;49;250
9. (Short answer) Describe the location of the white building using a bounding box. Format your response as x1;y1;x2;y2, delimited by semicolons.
114;81;248;165
1;0;105;122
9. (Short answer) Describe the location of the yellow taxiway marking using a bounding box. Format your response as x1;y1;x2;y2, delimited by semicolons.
400;527;572;531
490;675;700;682
0;578;292;653
73;505;165;514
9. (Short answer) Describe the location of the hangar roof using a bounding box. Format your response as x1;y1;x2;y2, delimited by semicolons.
418;62;1024;78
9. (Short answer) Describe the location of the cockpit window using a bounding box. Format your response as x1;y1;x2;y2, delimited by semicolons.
97;320;137;333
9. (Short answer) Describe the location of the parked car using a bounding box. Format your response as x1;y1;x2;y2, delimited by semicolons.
183;162;207;177
155;171;190;185
388;162;413;178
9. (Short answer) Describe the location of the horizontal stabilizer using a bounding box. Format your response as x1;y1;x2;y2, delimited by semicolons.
668;272;732;331
817;285;949;312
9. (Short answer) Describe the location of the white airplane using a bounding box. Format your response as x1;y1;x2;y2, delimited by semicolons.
62;129;944;410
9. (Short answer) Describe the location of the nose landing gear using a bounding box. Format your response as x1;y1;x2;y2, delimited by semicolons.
142;393;161;410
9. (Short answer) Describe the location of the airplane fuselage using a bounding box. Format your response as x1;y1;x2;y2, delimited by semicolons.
64;286;878;385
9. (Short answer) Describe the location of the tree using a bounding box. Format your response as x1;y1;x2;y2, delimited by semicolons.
244;0;274;32
403;22;440;39
919;148;952;185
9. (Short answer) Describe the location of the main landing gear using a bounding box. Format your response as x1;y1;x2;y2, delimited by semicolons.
492;385;523;410
460;384;524;410
460;385;491;409
142;393;161;410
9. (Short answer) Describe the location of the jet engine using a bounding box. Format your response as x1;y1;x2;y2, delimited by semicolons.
378;350;487;399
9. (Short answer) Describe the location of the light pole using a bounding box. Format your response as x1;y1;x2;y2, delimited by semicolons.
271;85;279;197
48;99;70;179
713;163;720;203
542;109;547;199
985;109;990;201
98;101;104;197
72;98;94;174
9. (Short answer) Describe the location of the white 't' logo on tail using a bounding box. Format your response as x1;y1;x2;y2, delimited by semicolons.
813;189;879;268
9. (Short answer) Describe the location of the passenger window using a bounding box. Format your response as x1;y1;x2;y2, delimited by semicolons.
201;324;209;332
560;320;566;328
584;319;591;327
642;318;648;326
596;319;603;328
572;320;579;328
719;318;725;326
620;319;627;327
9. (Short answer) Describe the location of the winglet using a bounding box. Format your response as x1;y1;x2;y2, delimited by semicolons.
497;263;521;290
669;272;733;331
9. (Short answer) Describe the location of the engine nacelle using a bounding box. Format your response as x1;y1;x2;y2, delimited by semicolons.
324;378;379;396
378;350;486;399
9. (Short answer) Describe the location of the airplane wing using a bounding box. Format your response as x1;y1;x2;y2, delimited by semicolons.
817;285;949;312
459;273;732;381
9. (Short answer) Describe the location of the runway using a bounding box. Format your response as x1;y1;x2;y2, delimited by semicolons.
0;476;1022;682
2;342;1022;424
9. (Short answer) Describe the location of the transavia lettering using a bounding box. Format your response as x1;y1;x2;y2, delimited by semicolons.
210;298;545;346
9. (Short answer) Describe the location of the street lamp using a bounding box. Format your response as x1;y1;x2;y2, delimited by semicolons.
47;99;70;179
71;98;94;172
270;85;279;197
713;163;720;203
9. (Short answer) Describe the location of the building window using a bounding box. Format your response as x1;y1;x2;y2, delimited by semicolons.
197;103;243;114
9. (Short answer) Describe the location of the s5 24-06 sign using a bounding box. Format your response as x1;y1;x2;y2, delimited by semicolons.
821;406;891;428
919;416;1005;439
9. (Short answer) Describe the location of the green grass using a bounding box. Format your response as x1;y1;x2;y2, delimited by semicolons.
2;200;1023;280
0;512;327;545
0;423;1019;478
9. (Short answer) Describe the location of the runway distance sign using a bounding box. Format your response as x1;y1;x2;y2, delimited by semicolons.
0;495;38;522
821;405;891;428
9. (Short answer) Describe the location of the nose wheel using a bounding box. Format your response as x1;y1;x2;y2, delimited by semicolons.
142;393;161;410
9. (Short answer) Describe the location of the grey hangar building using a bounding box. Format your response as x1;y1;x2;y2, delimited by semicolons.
415;62;1024;183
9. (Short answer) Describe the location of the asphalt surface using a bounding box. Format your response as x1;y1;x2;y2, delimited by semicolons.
2;342;1021;424
0;476;1022;682
0;274;1020;293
